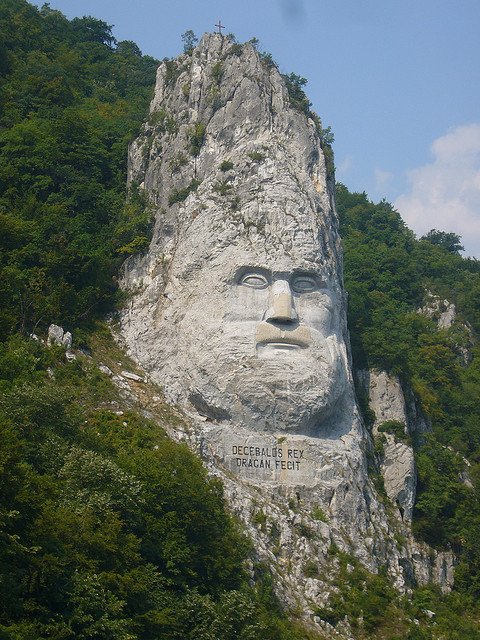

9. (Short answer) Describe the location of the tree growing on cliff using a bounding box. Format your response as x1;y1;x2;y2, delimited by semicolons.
181;29;198;53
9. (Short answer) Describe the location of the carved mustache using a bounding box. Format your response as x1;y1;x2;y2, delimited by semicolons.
255;322;312;348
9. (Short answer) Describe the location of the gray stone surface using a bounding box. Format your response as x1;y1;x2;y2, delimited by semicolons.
47;324;73;349
419;292;456;328
119;34;453;622
381;434;416;523
121;370;144;382
358;369;416;522
98;364;113;377
364;369;409;428
47;324;65;346
62;331;73;349
438;303;456;329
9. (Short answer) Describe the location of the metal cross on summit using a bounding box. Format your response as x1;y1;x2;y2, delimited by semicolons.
215;20;225;35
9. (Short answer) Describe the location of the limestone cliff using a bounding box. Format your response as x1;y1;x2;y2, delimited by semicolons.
119;33;453;631
356;369;417;523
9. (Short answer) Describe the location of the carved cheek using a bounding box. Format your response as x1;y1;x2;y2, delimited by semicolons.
296;297;333;335
312;308;333;335
224;286;269;322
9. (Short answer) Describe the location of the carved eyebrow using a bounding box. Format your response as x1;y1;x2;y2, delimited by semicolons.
232;266;328;286
290;269;317;277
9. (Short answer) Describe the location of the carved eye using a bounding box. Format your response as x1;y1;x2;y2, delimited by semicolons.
292;275;317;293
240;273;269;289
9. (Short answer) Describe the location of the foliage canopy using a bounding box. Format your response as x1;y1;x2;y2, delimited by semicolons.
0;0;158;337
337;183;480;601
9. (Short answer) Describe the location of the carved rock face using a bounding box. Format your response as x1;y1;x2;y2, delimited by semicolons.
121;32;360;440
161;220;349;435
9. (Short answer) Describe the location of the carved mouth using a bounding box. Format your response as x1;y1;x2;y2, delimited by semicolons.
258;338;308;350
255;323;312;352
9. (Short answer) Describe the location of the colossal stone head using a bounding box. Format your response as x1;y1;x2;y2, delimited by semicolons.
120;37;424;594
121;34;357;438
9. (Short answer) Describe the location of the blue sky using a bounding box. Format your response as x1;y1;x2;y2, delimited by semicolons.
31;0;480;256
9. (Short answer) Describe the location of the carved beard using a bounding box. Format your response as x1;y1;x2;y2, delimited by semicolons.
183;321;348;436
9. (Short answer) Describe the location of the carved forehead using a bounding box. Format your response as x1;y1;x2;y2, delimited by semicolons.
171;196;333;264
169;229;340;291
161;155;341;287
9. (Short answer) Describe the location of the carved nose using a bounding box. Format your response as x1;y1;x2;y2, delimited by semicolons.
265;280;298;323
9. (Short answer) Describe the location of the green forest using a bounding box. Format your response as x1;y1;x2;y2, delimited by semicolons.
1;1;480;638
336;186;480;619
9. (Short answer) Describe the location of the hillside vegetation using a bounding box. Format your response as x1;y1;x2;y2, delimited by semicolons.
1;2;480;638
337;184;480;598
0;0;157;337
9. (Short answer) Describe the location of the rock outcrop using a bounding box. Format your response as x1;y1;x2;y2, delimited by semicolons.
419;291;474;365
357;369;417;522
119;33;454;626
47;323;72;349
419;292;456;329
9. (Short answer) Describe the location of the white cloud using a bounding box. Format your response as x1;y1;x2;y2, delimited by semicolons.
374;168;393;192
394;123;480;257
337;155;352;178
